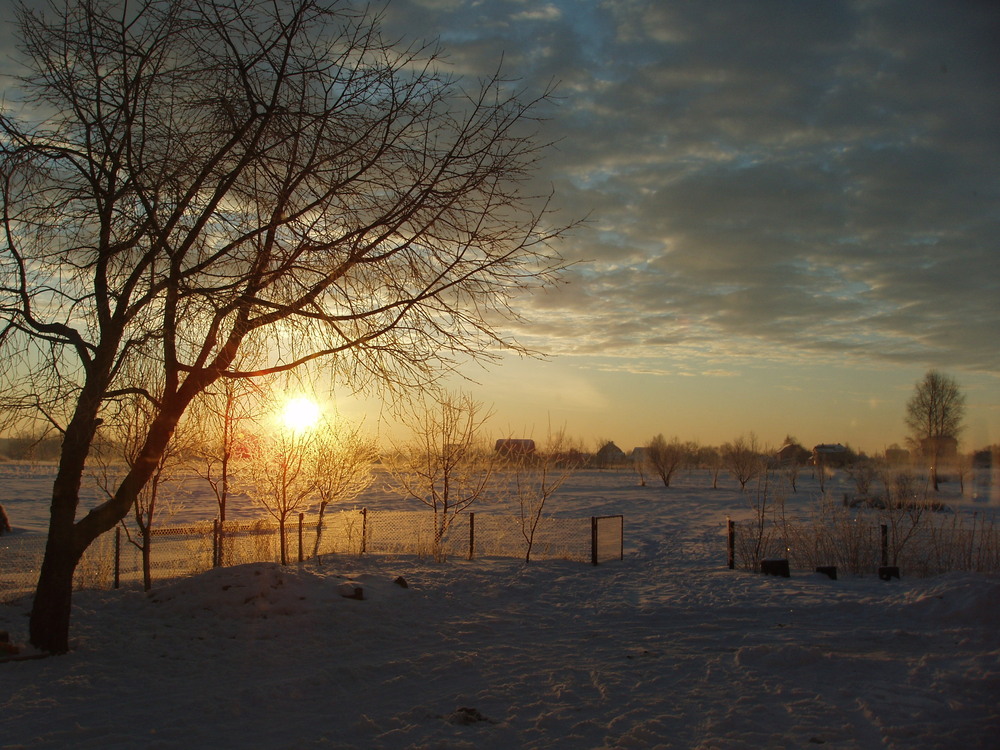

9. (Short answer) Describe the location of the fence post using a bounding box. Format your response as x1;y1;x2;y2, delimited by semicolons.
298;512;304;563
468;512;475;560
880;523;889;567
727;518;735;570
361;508;367;556
213;519;219;568
114;526;121;589
591;516;598;566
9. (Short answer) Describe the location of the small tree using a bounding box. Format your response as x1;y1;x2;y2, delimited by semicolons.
92;391;190;591
311;419;377;560
505;428;583;563
188;374;271;566
645;434;690;488
235;397;323;566
386;393;499;560
722;433;766;490
905;370;966;491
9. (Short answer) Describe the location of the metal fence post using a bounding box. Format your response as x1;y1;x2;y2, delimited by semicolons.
114;526;121;589
881;523;889;567
213;518;219;568
727;518;735;570
468;512;475;560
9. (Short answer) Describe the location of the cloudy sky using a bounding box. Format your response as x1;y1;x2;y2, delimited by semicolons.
1;1;996;453
364;0;1000;452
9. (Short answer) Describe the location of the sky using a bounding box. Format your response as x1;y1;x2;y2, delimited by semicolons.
1;1;998;455
353;0;1000;453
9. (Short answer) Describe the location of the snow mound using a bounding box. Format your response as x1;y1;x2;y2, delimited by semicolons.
146;562;410;620
884;573;1000;625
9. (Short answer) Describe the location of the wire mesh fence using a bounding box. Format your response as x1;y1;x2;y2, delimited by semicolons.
728;515;1000;577
1;509;624;602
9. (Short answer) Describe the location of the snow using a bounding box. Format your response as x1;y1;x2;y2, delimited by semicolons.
2;465;999;749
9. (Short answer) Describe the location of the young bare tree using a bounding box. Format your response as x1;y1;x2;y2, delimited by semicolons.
385;393;498;561
235;411;320;566
187;373;272;566
645;434;690;488
94;392;190;591
0;0;568;651
722;433;766;490
311;417;377;559
505;428;583;563
905;370;966;491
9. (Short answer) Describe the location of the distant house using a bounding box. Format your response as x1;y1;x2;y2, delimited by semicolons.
629;447;648;464
811;443;850;467
594;441;627;467
884;446;910;465
919;436;958;461
776;443;810;466
494;438;536;456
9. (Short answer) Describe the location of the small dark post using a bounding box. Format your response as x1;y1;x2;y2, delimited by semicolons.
114;526;121;589
880;523;889;567
213;519;220;568
591;516;599;566
298;512;304;563
361;508;367;556
761;559;790;577
816;565;837;580
727;518;735;570
468;512;475;560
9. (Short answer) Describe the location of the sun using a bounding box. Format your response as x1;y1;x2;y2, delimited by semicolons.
281;396;321;433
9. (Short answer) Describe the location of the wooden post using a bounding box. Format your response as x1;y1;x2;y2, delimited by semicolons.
591;516;598;566
114;527;121;590
364;507;369;556
213;519;219;568
298;512;304;563
727;518;735;570
619;516;624;562
468;512;475;560
880;523;888;567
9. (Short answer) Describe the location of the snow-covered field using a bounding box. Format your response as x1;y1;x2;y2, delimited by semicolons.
2;464;999;749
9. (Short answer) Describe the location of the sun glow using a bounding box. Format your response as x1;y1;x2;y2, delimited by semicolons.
281;396;321;433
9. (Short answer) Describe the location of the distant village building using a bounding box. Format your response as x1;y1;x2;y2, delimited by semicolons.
776;443;810;466
494;438;536;456
629;447;648;464
811;443;850;467
594;441;627;468
919;436;958;461
884;446;910;465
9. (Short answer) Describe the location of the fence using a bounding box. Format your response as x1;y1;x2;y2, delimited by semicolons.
727;515;1000;577
1;510;624;603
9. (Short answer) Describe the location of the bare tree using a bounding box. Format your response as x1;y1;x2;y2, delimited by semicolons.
722;433;766;490
187;372;271;566
645;434;690;488
905;370;966;491
311;416;377;560
234;412;319;566
93;391;190;591
385;393;499;561
505;427;583;563
0;0;568;651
